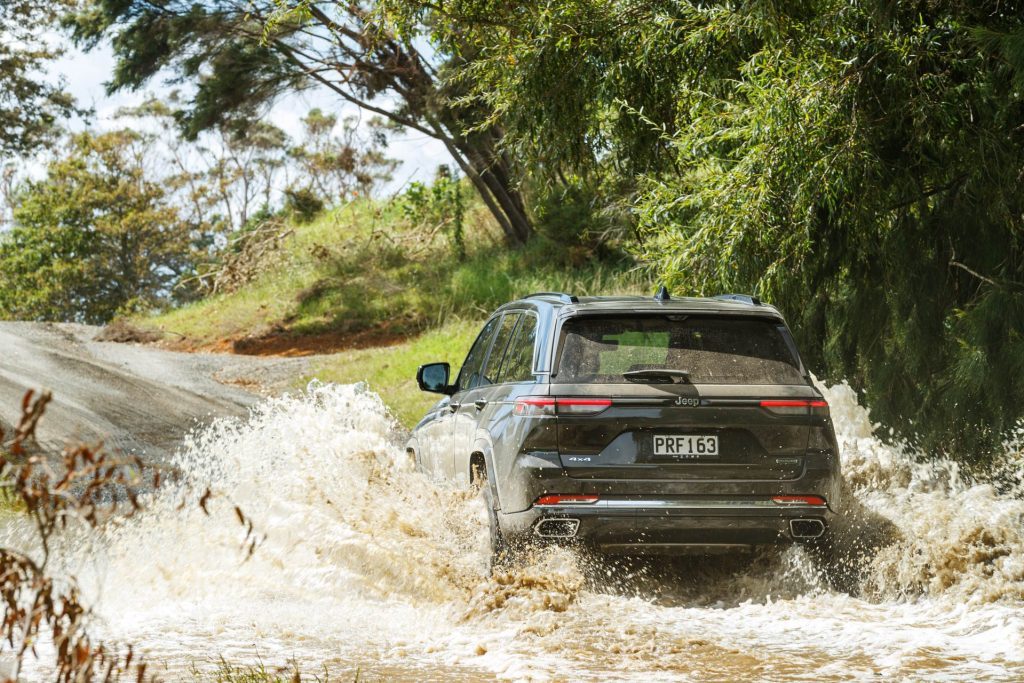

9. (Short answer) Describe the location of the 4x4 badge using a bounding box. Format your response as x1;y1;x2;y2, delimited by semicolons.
674;397;700;407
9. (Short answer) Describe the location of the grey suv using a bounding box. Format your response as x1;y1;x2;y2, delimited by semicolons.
408;290;841;565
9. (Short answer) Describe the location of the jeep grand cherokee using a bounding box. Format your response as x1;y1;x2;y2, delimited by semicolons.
407;289;841;566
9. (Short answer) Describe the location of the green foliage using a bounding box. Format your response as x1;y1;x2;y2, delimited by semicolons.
388;0;1024;455
309;319;481;428
71;0;534;245
289;110;398;205
144;189;647;352
0;131;204;323
399;166;466;259
0;0;78;157
115;98;397;233
529;172;636;260
283;186;325;223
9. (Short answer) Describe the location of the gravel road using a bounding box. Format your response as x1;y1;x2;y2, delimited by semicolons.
0;322;316;464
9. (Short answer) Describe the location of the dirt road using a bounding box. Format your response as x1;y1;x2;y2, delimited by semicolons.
0;322;314;463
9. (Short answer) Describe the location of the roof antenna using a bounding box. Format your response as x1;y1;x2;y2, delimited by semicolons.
654;284;671;302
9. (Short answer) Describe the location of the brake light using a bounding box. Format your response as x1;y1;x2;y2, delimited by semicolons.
535;494;600;506
513;397;612;417
513;397;556;416
760;399;829;416
555;398;612;415
772;495;827;506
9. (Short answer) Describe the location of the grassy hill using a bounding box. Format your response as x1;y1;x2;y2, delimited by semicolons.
142;196;650;426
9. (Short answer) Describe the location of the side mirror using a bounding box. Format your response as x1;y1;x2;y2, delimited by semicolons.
417;362;453;394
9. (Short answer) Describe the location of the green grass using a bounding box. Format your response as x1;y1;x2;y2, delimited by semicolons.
0;485;23;515
305;318;480;428
189;656;384;682
148;201;396;342
191;658;311;683
140;193;652;428
142;197;650;346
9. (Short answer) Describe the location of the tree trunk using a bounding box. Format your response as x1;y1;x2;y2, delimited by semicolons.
292;7;533;245
458;133;531;246
427;118;532;247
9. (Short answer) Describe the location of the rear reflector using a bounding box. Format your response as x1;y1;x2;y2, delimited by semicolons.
535;494;600;506
760;399;829;416
514;397;612;417
772;495;827;506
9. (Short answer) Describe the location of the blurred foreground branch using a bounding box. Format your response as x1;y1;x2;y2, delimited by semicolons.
0;390;259;680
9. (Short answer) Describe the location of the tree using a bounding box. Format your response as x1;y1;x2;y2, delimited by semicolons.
70;0;533;245
0;130;204;323
0;0;78;158
204;120;291;229
380;1;1024;454
289;109;398;203
117;97;397;230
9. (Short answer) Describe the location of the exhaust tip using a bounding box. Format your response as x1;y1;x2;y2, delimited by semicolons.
535;518;580;539
790;519;825;539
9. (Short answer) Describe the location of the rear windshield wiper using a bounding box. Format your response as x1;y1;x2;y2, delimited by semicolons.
622;369;691;384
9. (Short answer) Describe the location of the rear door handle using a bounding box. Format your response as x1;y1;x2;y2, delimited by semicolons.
474;399;488;411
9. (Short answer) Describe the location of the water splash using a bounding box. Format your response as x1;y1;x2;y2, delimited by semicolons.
822;380;1024;603
27;380;1024;679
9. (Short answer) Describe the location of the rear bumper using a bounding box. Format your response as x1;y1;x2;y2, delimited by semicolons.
500;498;835;554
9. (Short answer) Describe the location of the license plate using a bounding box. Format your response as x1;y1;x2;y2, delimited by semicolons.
653;434;719;460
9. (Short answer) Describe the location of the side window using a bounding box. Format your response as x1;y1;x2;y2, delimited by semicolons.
482;312;521;385
456;317;501;391
498;313;539;383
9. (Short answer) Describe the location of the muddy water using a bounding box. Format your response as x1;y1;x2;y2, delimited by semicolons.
25;382;1024;680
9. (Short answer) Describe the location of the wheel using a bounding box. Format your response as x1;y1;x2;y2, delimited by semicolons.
474;460;515;571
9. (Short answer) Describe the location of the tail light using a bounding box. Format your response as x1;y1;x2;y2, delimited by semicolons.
555;398;612;415
772;495;827;506
513;397;612;417
535;494;600;506
760;399;829;416
513;397;555;417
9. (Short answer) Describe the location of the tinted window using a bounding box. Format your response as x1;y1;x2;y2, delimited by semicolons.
499;313;539;383
556;316;804;385
457;317;501;391
483;312;521;384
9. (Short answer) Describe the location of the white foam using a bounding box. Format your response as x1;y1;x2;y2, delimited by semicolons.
20;380;1024;679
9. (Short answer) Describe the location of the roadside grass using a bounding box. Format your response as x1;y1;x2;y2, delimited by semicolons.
189;657;376;682
191;658;315;683
304;318;480;428
142;197;649;347
0;483;23;515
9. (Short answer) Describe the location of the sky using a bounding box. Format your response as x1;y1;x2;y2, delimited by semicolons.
50;41;454;197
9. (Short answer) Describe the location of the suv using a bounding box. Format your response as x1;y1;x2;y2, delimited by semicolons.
408;290;841;565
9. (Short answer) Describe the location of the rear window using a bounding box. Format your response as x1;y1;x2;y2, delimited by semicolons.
555;316;805;385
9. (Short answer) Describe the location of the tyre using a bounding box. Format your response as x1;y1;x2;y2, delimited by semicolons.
473;459;516;571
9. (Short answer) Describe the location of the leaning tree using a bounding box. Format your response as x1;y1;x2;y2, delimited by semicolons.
70;0;532;245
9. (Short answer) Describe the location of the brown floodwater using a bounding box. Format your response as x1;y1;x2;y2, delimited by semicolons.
7;380;1024;681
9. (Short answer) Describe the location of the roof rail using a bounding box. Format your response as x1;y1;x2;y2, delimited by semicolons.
714;293;762;306
525;291;579;304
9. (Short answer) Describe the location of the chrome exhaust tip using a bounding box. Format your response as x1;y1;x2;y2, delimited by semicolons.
535;518;580;538
790;518;825;539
